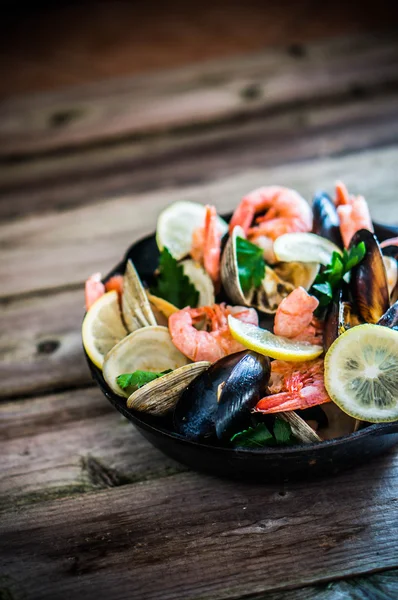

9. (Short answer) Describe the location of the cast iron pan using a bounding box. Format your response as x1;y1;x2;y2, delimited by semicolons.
85;219;398;481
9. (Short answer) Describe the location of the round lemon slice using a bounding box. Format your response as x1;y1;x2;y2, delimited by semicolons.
156;201;228;260
324;324;398;422
273;232;342;266
228;315;323;361
82;291;127;369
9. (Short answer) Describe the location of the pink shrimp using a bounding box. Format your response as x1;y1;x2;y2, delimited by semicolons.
169;303;258;363
254;358;331;414
85;273;124;310
191;205;222;287
380;237;398;249
274;287;323;345
229;186;313;242
334;181;373;248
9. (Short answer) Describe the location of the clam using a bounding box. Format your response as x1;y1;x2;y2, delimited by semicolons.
312;191;344;248
103;325;190;397
215;351;271;440
349;229;390;324
221;226;319;314
122;260;157;332
127;362;210;415
180;259;215;306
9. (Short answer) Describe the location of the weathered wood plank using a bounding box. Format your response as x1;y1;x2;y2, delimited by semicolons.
1;91;398;218
1;450;398;600
1;145;398;299
0;288;90;398
0;388;186;507
1;33;398;157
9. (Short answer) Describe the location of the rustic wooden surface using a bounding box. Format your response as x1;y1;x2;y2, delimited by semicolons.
1;32;398;600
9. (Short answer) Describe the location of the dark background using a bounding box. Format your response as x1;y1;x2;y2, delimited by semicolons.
1;0;398;99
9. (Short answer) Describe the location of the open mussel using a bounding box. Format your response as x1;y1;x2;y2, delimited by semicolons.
349;229;390;324
216;352;271;440
377;300;398;330
323;288;362;351
382;245;398;304
312;191;343;248
221;226;318;314
174;351;271;442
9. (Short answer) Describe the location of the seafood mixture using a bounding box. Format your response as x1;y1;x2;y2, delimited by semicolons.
83;183;398;448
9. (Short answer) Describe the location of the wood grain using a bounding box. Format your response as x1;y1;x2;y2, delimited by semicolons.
1;33;398;157
0;388;185;508
2;91;398;210
1;145;398;299
1;450;398;600
0;288;90;398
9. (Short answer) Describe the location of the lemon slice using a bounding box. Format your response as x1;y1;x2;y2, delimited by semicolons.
273;232;342;266
156;201;228;260
325;324;398;422
82;291;127;369
228;315;323;361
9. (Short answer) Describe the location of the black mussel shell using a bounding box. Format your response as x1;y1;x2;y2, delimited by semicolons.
377;300;398;329
349;229;390;323
382;246;398;304
173;351;246;441
323;288;362;351
312;191;344;249
216;352;271;441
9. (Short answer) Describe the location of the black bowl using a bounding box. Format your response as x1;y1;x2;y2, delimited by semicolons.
85;220;398;481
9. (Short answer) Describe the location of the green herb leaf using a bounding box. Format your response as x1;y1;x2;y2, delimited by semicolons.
117;369;172;392
151;247;199;308
236;236;266;294
273;418;295;445
230;423;274;448
344;241;366;271
310;242;366;309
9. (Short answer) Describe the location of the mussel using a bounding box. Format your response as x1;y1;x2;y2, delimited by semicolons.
350;229;390;324
221;226;319;314
377;300;398;330
382;245;398;304
216;352;271;440
174;351;271;442
312;191;344;248
323;288;362;351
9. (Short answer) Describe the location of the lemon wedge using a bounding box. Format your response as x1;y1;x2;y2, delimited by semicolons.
228;315;323;361
156;201;228;260
82;291;127;369
273;232;342;266
324;324;398;422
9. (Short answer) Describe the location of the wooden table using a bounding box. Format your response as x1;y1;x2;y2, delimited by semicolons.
1;33;398;600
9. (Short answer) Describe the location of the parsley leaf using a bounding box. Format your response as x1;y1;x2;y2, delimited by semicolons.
117;369;172;392
151;247;199;308
236;237;266;294
230;423;274;448
310;242;366;309
273;418;295;445
230;419;296;448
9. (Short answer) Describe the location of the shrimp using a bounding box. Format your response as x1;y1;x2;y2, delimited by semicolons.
85;273;124;310
274;287;323;345
254;358;331;414
191;205;222;286
229;186;313;242
380;237;398;249
169;303;258;362
334;181;373;248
